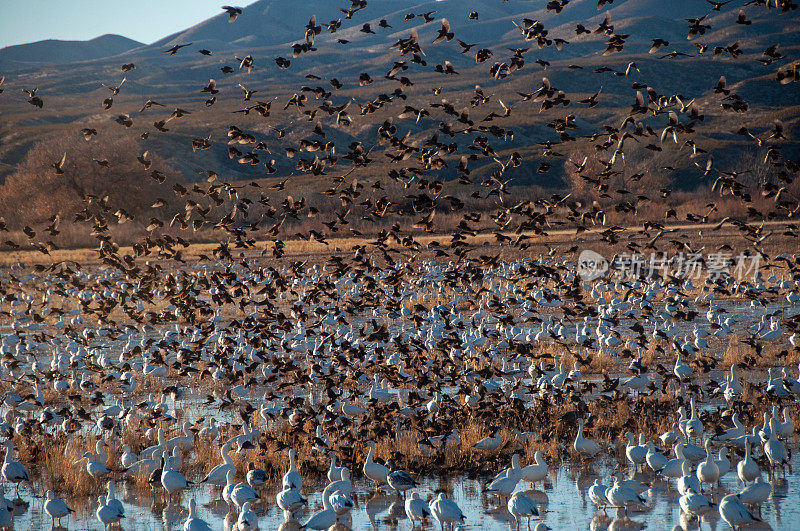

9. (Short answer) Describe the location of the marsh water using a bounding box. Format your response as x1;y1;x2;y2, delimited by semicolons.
11;447;798;530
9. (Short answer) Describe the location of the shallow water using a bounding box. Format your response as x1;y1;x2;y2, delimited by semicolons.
13;448;798;530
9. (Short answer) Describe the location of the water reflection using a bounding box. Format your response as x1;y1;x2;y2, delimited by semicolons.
3;450;798;529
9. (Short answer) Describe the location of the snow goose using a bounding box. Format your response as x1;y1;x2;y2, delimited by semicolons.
106;481;124;518
679;488;714;521
277;485;307;518
96;495;124;529
719;494;761;530
521;450;548;486
405;491;431;528
430;492;465;530
661;444;686;482
1;441;28;497
44;490;74;527
363;441;389;491
634;443;660;475
774;407;793;440
508;491;539;530
684;397;704;442
183;498;212;531
236;501;258;530
574;418;601;462
606;476;646;517
589;479;610;512
387;459;418;498
200;441;235;486
246;462;267;489
120;445;138;468
231;479;261;509
624;432;647;471
714;448;730;480
327;453;346;482
763;417;789;476
161;456;192;504
677;460;701;496
713;412;744;442
301;490;336;530
737;441;760;485
695;440;719;489
738;476;771;508
283;448;303;490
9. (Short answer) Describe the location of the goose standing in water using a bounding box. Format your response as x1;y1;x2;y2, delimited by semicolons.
589;479;610;512
183;498;212;531
521;450;548;486
737;441;760;485
96;495;125;529
44;490;74;526
363;441;389;491
606;476;646;516
387;459;418;498
1;441;28;498
277;484;307;519
719;493;761;529
430;492;465;530
574;418;601;463
201;441;235;487
696;439;719;490
236;500;258;530
508;491;539;530
405;491;431;528
301;490;336;530
283;448;303;490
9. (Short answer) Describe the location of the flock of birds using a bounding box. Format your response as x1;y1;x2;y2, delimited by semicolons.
0;0;799;530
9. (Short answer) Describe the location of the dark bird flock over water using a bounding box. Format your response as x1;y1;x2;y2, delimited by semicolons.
0;0;799;529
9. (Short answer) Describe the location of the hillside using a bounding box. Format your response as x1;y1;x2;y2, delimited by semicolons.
0;34;143;69
0;0;798;245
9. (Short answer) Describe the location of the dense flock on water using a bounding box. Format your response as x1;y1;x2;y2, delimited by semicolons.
0;253;798;530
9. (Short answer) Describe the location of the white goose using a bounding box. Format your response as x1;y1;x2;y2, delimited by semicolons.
507;491;539;530
44;490;74;527
737;441;760;484
574;418;601;461
521;450;548;486
696;439;719;489
301;490;336;530
405;491;431;528
183;498;212;531
430;492;465;530
363;441;389;491
201;441;235;486
719;493;761;529
283;448;303;490
1;441;28;497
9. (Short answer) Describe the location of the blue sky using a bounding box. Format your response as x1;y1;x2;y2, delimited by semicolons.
0;1;259;49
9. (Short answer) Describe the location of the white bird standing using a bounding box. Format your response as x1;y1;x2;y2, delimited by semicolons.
236;501;258;530
44;490;74;527
589;479;609;512
301;490;336;530
430;492;465;530
696;439;720;489
96;495;125;530
283;448;303;490
363;441;389;491
719;493;761;530
184;498;213;531
606;476;646;516
1;441;28;497
737;441;760;485
574;418;601;462
405;491;431;528
508;491;539;530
